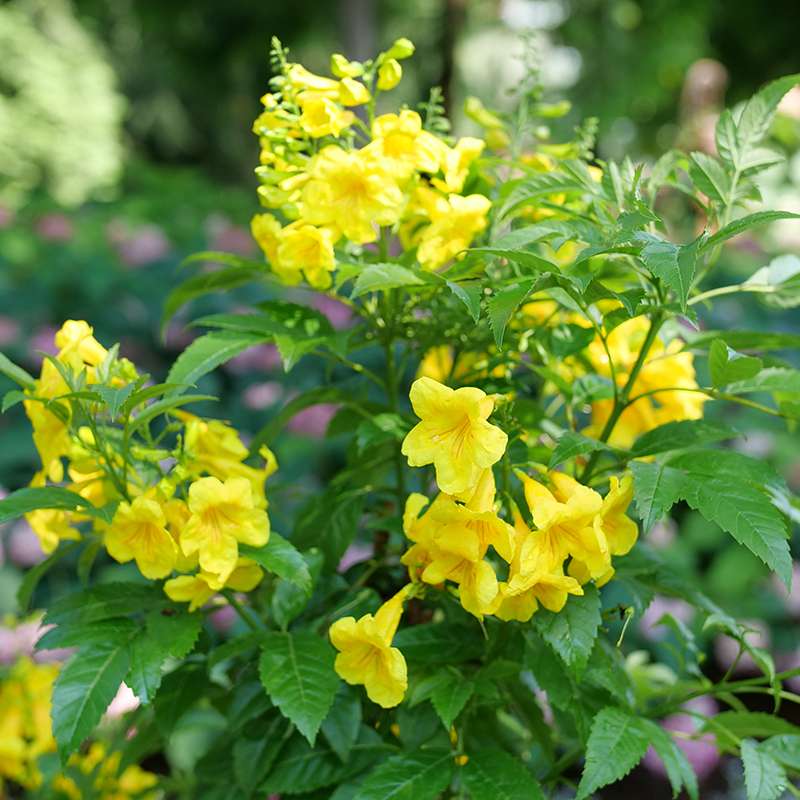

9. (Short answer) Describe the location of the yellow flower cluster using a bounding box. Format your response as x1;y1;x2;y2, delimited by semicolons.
250;38;491;286
21;321;276;611
0;658;157;797
329;377;638;709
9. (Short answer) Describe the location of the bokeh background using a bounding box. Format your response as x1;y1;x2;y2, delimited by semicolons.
1;1;799;796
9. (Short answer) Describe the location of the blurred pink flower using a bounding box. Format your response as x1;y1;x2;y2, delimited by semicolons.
648;519;677;549
36;213;74;242
771;563;800;615
206;214;256;256
0;316;20;347
117;225;171;267
163;320;198;351
287;403;340;437
0;620;72;665
29;325;59;360
209;604;237;633
338;543;373;573
226;344;282;374
0;206;14;228
7;520;45;566
243;382;283;410
643;696;719;781
106;683;140;719
311;295;353;330
639;596;694;641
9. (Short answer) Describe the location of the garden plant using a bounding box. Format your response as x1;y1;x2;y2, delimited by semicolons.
1;36;800;799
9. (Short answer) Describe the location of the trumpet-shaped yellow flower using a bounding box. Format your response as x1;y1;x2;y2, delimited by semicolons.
277;221;337;288
164;558;264;610
494;510;583;621
377;58;403;91
402;377;507;495
518;471;610;579
416;193;491;270
366;110;443;179
286;64;340;95
26;507;80;555
23;398;70;482
330;54;364;79
180;477;269;585
338;77;370;106
54;319;108;369
300;145;404;244
431;137;485;194
106;496;177;580
297;92;354;138
329;586;410;708
596;473;637;557
252;213;303;285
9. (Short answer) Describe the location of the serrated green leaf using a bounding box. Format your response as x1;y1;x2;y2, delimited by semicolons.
689;152;731;204
636;233;699;310
0;487;97;524
430;672;474;729
688;329;800;352
709;339;763;387
259;631;339;745
487;279;536;347
631;420;736;457
706;711;800;742
461;748;545;800
233;716;286;793
37;618;137;651
354;749;454;800
166;331;267;390
351;263;425;298
576;707;651;799
321;685;362;763
44;583;167;627
52;641;132;762
761;735;800;770
741;739;788;800
630;460;686;531
549;431;610;468
703;211;800;250
447;281;482;322
240;533;311;594
533;584;600;677
727;367;800;396
393;623;485;664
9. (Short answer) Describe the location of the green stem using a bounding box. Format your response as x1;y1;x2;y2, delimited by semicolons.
221;590;263;631
688;282;776;307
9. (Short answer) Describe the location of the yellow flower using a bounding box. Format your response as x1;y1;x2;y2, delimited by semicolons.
330;54;364;79
286;64;340;95
366;110;444;179
386;37;415;59
105;496;177;580
329;586;410;708
23;398;70;481
252;213;303;285
26;507;80;555
431;137;485;194
180;477;269;585
494;509;583;622
338;77;370;106
297;92;354;138
54;319;108;369
416;193;491;270
517;471;610;579
277;221;337;288
58;742;159;800
164;558;264;610
377;58;402;91
596;473;637;557
300;145;404;244
402;377;507;495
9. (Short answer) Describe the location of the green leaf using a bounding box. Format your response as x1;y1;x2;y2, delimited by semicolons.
233;716;287;794
487;279;535;347
17;541;81;612
263;727;389;795
461;748;545;800
703;211;800;250
688;329;800;352
726;367;800;396
165;331;267;390
127;393;217;434
741;739;788;800
351;263;425;298
321;685;362;763
745;255;800;308
549;431;611;468
0;487;97;524
709;339;763;387
0;352;35;390
393;623;485;664
636;233;699;310
533;584;600;677
631;420;736;457
52;641;132;762
240;533;311;594
469;247;559;274
430;671;474;729
259;631;339;745
44;583;167;627
638;718;699;800
354;749;454;800
761;735;800;770
706;711;800;742
162;262;265;329
688;152;731;204
576;708;651;799
447;281;482;322
631;460;688;532
736;74;800;162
